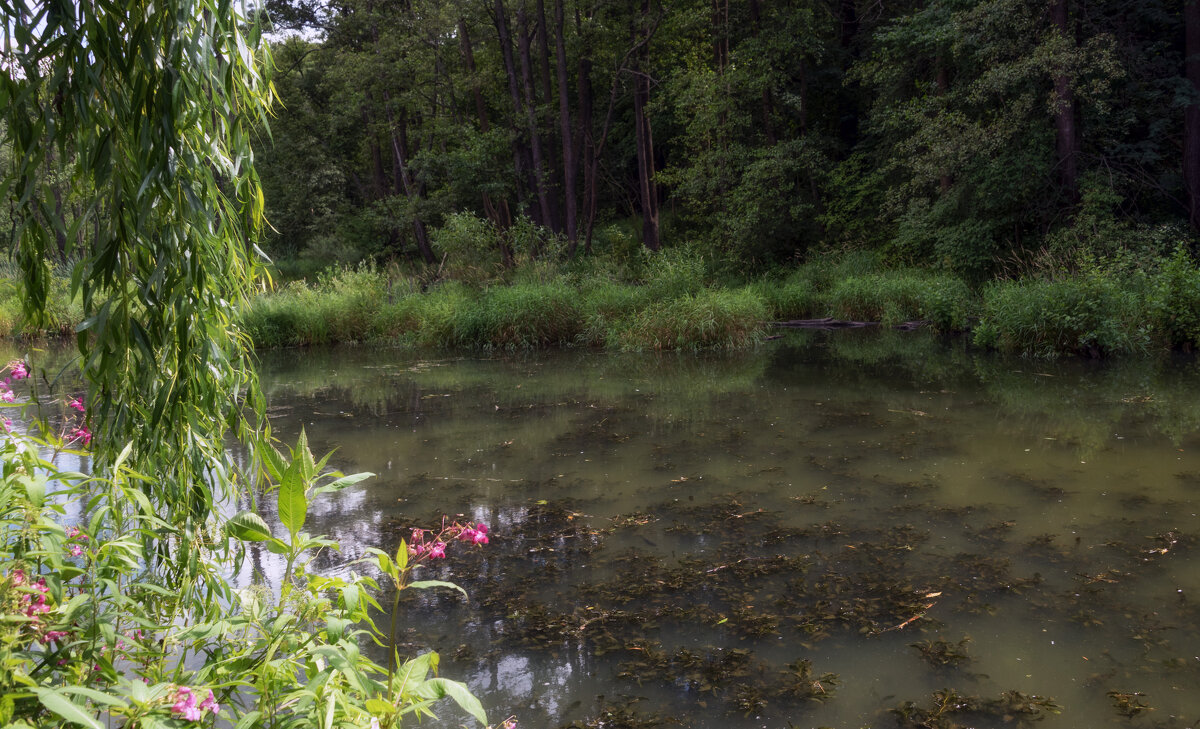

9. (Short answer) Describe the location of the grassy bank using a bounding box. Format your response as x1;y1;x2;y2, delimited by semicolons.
13;248;1200;356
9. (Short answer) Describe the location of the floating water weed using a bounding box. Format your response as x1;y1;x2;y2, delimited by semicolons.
910;638;972;669
891;689;1061;728
1107;690;1151;718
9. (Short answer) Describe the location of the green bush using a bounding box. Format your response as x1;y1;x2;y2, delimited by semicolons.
611;288;768;351
974;273;1148;357
1148;247;1200;350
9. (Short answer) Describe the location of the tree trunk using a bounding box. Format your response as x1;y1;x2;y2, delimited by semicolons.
459;15;515;263
383;98;435;264
577;6;599;253
837;0;859;147
516;2;556;237
493;0;536;221
535;0;563;232
555;0;579;252
1186;0;1200;230
633;0;659;251
1051;0;1079;203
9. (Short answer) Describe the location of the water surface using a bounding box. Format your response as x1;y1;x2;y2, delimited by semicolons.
252;332;1200;728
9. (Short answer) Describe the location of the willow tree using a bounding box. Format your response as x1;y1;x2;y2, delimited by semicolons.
1;0;274;515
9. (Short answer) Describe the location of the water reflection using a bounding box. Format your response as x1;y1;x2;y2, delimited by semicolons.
241;334;1200;728
12;333;1200;727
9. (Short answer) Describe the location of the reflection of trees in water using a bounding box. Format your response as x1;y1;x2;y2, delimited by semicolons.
239;341;1200;726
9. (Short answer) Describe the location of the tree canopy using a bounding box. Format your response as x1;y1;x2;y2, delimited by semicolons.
249;0;1198;276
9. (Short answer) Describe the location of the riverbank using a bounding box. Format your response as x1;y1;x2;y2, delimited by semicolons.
8;248;1200;357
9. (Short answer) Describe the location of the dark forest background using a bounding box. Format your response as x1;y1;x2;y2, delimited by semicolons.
247;0;1200;279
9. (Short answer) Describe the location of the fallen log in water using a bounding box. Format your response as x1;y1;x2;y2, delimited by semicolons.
772;317;929;331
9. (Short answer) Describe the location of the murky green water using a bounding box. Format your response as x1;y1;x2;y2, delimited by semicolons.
249;332;1200;728
35;330;1200;728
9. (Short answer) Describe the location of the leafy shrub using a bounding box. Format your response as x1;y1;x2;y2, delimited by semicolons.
0;385;490;729
1148;247;1200;350
974;273;1148;357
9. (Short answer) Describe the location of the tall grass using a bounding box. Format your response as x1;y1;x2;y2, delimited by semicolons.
824;270;971;331
973;274;1149;357
609;289;769;351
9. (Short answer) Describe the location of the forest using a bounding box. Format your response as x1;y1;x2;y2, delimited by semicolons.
256;0;1200;278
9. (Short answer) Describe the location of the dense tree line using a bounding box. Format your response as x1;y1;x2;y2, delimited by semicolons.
256;0;1200;277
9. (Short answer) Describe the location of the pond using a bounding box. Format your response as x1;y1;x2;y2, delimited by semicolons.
249;331;1200;727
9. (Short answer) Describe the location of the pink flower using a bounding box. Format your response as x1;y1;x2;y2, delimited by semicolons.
8;361;28;380
502;719;518;729
459;523;489;546
3;420;11;432
0;390;14;403
427;541;447;559
43;630;70;642
67;397;85;412
69;544;83;557
69;426;92;446
198;690;220;715
169;686;217;722
11;569;26;586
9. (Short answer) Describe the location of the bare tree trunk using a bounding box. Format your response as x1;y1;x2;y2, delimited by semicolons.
555;0;579;252
577;9;599;253
517;2;556;238
536;0;563;232
493;0;537;222
632;0;659;251
1186;0;1200;230
1051;0;1079;203
383;98;435;264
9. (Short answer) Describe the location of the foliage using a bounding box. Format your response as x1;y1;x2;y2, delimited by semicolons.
0;396;492;727
825;271;971;331
609;289;768;351
2;0;273;512
973;270;1150;357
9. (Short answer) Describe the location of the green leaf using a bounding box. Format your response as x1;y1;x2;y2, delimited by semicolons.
296;427;316;481
325;617;349;642
226;511;273;542
408;580;468;599
396;539;408;572
312;471;374;496
232;710;263;729
364;698;396;715
34;688;103;729
416;678;488;726
59;686;129;709
393;652;434;697
277;461;307;540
